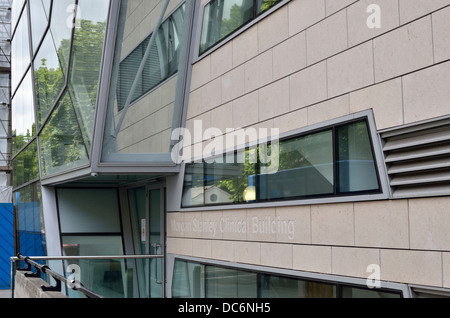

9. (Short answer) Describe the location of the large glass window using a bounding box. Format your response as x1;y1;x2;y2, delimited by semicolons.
337;121;380;193
182;119;381;208
39;91;89;176
11;5;30;94
116;3;186;112
34;32;65;127
12;69;35;155
68;0;110;152
13;182;46;257
258;130;334;201
50;0;76;76
172;260;402;298
29;0;49;54
200;0;282;55
102;1;190;162
12;140;39;188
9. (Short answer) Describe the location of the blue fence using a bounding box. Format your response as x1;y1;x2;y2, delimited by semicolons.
0;204;14;289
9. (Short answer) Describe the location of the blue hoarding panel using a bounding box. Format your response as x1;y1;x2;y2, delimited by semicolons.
0;204;14;289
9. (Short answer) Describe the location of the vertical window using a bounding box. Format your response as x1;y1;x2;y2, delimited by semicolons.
12;69;35;155
337;120;380;193
11;5;30;93
117;4;186;112
199;0;282;55
258;130;334;201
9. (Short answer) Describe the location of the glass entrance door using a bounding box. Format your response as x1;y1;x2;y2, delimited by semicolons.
147;186;165;298
128;183;165;298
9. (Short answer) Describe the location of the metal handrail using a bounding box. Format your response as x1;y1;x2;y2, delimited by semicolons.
10;254;164;299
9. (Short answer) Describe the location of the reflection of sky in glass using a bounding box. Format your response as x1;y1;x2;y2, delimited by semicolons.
78;0;110;23
11;0;25;30
50;0;75;75
29;0;49;54
11;7;30;94
34;32;61;71
12;69;35;143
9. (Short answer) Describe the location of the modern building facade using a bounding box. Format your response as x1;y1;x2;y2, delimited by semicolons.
11;0;450;298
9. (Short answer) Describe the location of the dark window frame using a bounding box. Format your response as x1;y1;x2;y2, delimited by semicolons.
181;117;383;209
172;258;404;299
199;0;283;56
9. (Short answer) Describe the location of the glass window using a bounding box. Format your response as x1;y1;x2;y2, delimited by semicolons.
11;5;30;93
13;182;46;257
342;286;401;298
182;119;381;208
259;275;336;298
57;188;121;234
68;0;110;151
337;120;380;193
182;163;205;207
117;3;186;112
173;260;205;298
11;0;25;32
62;236;123;256
205;149;257;205
12;69;35;155
50;0;76;76
29;0;49;54
62;236;125;298
205;266;257;298
200;0;282;55
172;260;402;299
12;140;39;188
34;32;65;127
102;2;188;162
258;130;334;201
39;91;89;176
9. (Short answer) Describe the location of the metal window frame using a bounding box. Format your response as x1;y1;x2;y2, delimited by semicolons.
166;254;411;298
89;0;197;174
170;110;391;212
193;0;292;62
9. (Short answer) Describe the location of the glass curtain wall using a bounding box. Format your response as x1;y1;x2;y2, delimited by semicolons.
11;0;110;180
101;0;189;163
11;0;110;258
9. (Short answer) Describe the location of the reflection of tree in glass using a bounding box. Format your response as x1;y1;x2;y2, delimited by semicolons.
12;142;39;188
220;3;245;39
66;20;107;150
216;150;258;203
259;0;281;13
36;18;106;175
216;133;326;203
34;57;65;126
220;0;282;41
39;93;88;175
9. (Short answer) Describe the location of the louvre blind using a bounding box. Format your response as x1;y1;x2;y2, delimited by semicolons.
381;118;450;199
116;4;185;112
